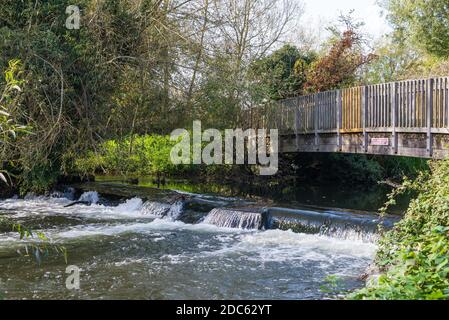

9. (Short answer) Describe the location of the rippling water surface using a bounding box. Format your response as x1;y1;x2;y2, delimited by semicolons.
0;190;377;300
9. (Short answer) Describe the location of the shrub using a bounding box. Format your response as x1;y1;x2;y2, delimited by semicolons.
74;134;198;177
350;159;449;300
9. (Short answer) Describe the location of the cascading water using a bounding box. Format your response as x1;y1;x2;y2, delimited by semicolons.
140;200;184;220
78;191;100;204
202;208;263;230
165;201;184;220
267;207;398;242
141;201;172;216
0;187;382;299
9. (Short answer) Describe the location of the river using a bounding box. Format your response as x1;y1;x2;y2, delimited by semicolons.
0;178;400;300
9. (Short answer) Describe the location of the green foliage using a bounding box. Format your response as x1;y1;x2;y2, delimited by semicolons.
0;217;67;265
0;60;27;141
362;36;421;83
12;223;68;265
18;162;60;195
320;275;345;294
249;44;316;100
326;154;384;184
74;134;198;177
377;156;429;181
0;59;31;186
350;159;449;300
0;0;193;192
383;0;449;59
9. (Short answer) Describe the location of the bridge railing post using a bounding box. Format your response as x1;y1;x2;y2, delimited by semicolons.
427;78;434;157
295;96;300;150
314;93;319;150
391;82;398;154
362;86;368;153
336;90;342;152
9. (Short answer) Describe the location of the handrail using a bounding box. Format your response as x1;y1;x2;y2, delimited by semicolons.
244;76;449;136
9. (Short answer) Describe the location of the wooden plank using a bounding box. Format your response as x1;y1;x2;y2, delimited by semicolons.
367;85;372;127
427;78;434;156
314;94;319;149
295;97;300;150
411;80;416;127
444;78;449;128
398;82;403;127
443;78;449;128
381;84;385;127
391;82;398;154
362;86;368;152
337;90;342;151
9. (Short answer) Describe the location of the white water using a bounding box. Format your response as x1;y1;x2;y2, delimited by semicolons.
78;191;100;204
0;192;184;221
0;194;377;299
202;208;262;230
159;229;376;279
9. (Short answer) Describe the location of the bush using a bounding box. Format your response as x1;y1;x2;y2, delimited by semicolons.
350;159;449;300
74;134;199;177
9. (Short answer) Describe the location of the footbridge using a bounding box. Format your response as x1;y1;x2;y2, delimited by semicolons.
245;76;449;159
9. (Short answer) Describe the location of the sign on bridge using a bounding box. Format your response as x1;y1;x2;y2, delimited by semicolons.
370;138;390;146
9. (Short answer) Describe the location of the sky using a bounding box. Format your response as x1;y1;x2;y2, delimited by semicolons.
298;0;392;41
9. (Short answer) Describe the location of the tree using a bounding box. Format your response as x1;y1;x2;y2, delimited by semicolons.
381;0;449;58
249;44;316;100
0;60;29;185
303;14;376;93
362;36;421;83
0;0;302;191
0;0;198;190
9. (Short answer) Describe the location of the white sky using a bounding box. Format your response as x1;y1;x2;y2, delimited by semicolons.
297;0;391;42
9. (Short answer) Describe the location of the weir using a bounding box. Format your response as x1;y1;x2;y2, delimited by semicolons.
202;208;263;230
265;207;397;242
55;190;396;242
200;206;397;242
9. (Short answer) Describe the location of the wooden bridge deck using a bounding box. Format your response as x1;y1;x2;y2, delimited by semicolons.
244;77;449;159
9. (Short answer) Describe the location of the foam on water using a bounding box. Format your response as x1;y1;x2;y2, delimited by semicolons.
165;201;184;220
114;198;144;214
0;217;248;246
0;195;184;221
156;229;376;275
236;229;376;259
141;201;171;216
79;191;100;204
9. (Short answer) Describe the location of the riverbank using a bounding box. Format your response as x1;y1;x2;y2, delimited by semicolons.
350;158;449;300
